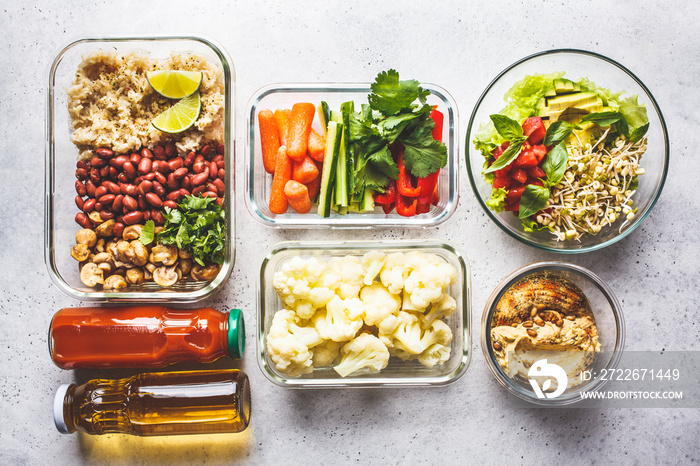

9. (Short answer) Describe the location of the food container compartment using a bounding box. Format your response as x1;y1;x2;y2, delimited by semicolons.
481;261;625;405
466;49;668;253
257;240;471;388
245;83;459;228
45;36;235;302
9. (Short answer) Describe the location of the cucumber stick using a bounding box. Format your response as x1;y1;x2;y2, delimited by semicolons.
317;120;342;217
331;111;349;207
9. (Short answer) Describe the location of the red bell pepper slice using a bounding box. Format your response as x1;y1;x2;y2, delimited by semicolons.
396;193;417;217
381;202;394;215
374;179;396;205
417;171;439;204
397;151;421;197
430;107;444;142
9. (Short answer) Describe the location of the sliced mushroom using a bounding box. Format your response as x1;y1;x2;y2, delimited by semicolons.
80;262;104;287
122;224;143;241
179;258;193;277
143;268;153;280
199;264;221;281
112;267;126;277
88;211;103;225
116;240;135;263
95;219;116;237
153;265;179;287
145;262;157;273
92;252;112;264
130;240;149;266
126;268;144;285
106;240;119;258
150;244;178;266
103;274;127;291
75;229;97;247
97;262;113;274
95;238;106;253
71;244;90;262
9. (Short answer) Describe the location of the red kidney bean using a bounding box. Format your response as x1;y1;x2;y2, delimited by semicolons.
82;198;96;213
151;210;165;225
165;142;176;157
99;210;115;221
212;154;224;164
152;145;165;159
122;162;136;180
85;180;97;197
138;195;147;210
112;222;125;238
75;180;86;196
166;173;179;190
191;168;209;186
110;155;129;168
200;144;211;157
155;162;170;175
168;157;183;171
172;167;188;180
99;166;109;178
123;211;144;225
117;172;129;183
152;181;165;197
184;151;195;167
138;180;153;196
146;192;163;208
219;168;226;179
94;202;103;212
108;166;119;179
77;160;89;170
215;197;224;206
95;186;108;199
76;212;92;229
103;180;120;195
143;210;151;221
75;196;84;210
96;148;114;159
212;178;225;196
138;157;152;174
123;195;138;211
163;200;178;210
209;161;218;179
90;167;101;184
181;176;192;190
141;148;154;159
167;190;182;201
90;156;107;168
193;155;205;174
75;168;88;181
154;172;167;185
142;172;155;181
112;194;124;212
216;143;225;155
179;188;190;197
192;185;207;196
121;183;137;197
99;194;115;205
130;153;141;165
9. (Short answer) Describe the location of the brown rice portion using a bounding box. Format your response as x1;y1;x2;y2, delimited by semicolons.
67;50;225;160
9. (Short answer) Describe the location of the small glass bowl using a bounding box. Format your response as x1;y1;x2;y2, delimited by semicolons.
466;49;669;253
45;36;235;302
481;261;625;405
245;83;459;228
257;240;471;388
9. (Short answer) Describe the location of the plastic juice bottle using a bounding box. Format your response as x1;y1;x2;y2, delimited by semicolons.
49;306;244;369
54;369;251;436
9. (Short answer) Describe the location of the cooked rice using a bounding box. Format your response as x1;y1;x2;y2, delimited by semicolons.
67;50;225;160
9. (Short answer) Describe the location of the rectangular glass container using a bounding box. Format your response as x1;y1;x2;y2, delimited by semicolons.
257;240;471;387
45;36;235;302
245;83;459;228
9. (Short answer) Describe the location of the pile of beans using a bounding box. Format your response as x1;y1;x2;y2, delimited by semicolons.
74;142;226;236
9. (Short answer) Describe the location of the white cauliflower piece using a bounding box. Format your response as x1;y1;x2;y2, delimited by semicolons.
380;252;408;294
403;258;458;310
418;343;452;367
333;256;365;298
333;333;390;377
423;293;457;323
360;282;401;326
379;311;452;356
272;256;334;319
312;340;341;367
361;251;386;285
266;309;324;377
312;295;363;342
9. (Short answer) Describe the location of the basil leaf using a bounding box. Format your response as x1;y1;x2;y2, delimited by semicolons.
518;184;550;219
580;111;623;127
543;121;574;146
615;115;630;138
629;122;650;143
484;137;525;174
542;142;568;186
489;114;524;141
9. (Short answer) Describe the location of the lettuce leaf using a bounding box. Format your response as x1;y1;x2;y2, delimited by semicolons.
485;187;508;213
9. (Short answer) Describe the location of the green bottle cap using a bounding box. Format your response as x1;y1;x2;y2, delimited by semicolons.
227;309;245;359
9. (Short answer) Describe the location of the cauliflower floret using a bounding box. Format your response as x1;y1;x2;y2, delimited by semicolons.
266;309;324;377
333;333;390;377
380;252;408;294
418;343;452;367
379;311;452;356
312;340;341;367
361;251;386;285
403;259;458;310
280;256;327;284
360;282;401;326
273;256;335;319
312;295;363;342
423;293;457;323
268;309;324;347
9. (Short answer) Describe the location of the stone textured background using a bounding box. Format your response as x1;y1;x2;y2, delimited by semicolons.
0;1;698;464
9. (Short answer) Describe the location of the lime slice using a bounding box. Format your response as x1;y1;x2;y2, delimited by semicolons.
146;70;203;99
151;92;201;133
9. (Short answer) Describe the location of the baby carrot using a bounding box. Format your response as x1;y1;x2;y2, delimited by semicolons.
292;154;320;184
287;102;316;162
269;145;292;214
274;109;292;147
258;109;280;174
307;128;326;162
305;171;322;202
284;180;312;214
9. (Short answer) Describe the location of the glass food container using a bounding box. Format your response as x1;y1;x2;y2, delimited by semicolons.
257;240;471;388
45;36;234;302
245;83;459;228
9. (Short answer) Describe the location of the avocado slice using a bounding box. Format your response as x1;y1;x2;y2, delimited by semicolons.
553;78;582;95
546;91;600;111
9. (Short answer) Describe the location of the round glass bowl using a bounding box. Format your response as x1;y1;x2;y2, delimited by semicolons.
481;261;624;406
466;49;669;253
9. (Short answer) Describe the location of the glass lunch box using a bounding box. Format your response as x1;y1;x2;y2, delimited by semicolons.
45;36;235;302
245;83;459;228
257;240;472;388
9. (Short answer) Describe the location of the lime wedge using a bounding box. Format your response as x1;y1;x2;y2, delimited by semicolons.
151;92;201;133
146;70;203;99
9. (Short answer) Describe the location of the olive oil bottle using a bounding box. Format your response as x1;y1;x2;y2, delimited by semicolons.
54;369;250;436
